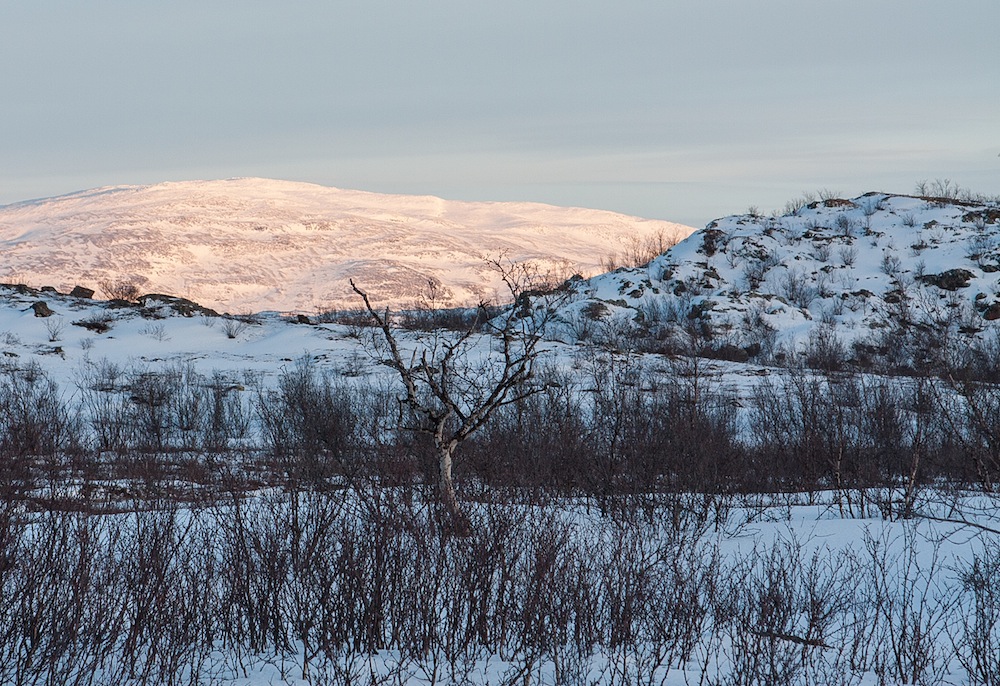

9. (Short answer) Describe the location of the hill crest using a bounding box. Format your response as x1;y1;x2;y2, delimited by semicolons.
0;178;694;313
559;191;1000;371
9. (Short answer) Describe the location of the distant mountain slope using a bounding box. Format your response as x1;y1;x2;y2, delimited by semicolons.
0;178;693;313
560;192;1000;369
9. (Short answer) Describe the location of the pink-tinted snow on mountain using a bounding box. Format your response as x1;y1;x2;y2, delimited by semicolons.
0;178;693;313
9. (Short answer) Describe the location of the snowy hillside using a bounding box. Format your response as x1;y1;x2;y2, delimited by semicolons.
0;178;693;313
561;192;1000;367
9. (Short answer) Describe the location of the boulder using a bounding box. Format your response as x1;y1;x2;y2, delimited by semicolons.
711;344;750;363
31;301;54;317
70;285;95;299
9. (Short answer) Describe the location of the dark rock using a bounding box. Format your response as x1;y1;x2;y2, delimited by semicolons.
582;301;609;321
296;314;312;325
31;301;54;317
106;298;138;309
1;283;37;296
70;286;95;299
711;344;750;363
73;317;113;333
984;303;1000;321
699;228;726;256
822;198;858;208
687;301;715;320
962;209;1000;224
916;269;975;291
137;294;220;318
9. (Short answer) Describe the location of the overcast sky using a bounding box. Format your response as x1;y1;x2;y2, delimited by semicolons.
2;1;997;228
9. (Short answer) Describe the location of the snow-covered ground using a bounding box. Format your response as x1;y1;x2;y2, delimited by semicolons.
5;490;997;686
3;187;1000;685
2;268;1000;684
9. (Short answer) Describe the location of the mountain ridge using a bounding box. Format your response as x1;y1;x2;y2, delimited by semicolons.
0;177;693;313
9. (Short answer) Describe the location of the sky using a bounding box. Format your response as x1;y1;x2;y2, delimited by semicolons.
1;1;998;228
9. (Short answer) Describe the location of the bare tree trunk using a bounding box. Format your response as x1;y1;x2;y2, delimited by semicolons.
437;445;469;535
438;447;457;512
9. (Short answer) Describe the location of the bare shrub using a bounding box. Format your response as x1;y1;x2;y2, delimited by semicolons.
221;317;249;339
99;277;142;302
78;361;136;456
953;540;1000;686
253;357;358;485
398;305;496;333
861;196;883;217
864;527;954;686
835;214;856;237
918;178;960;200
743;251;780;291
805;325;846;372
0;472;995;686
968;233;995;264
881;253;902;278
44;316;65;342
127;369;178;454
720;540;852;686
139;322;170;341
811;242;832;263
601;228;682;272
0;364;78;473
836;245;857;267
784;192;816;215
781;268;818;309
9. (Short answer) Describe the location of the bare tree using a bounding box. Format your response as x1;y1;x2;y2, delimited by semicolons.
351;258;556;531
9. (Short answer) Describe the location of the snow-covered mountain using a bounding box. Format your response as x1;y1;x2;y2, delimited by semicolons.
0;178;693;313
560;192;1000;367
